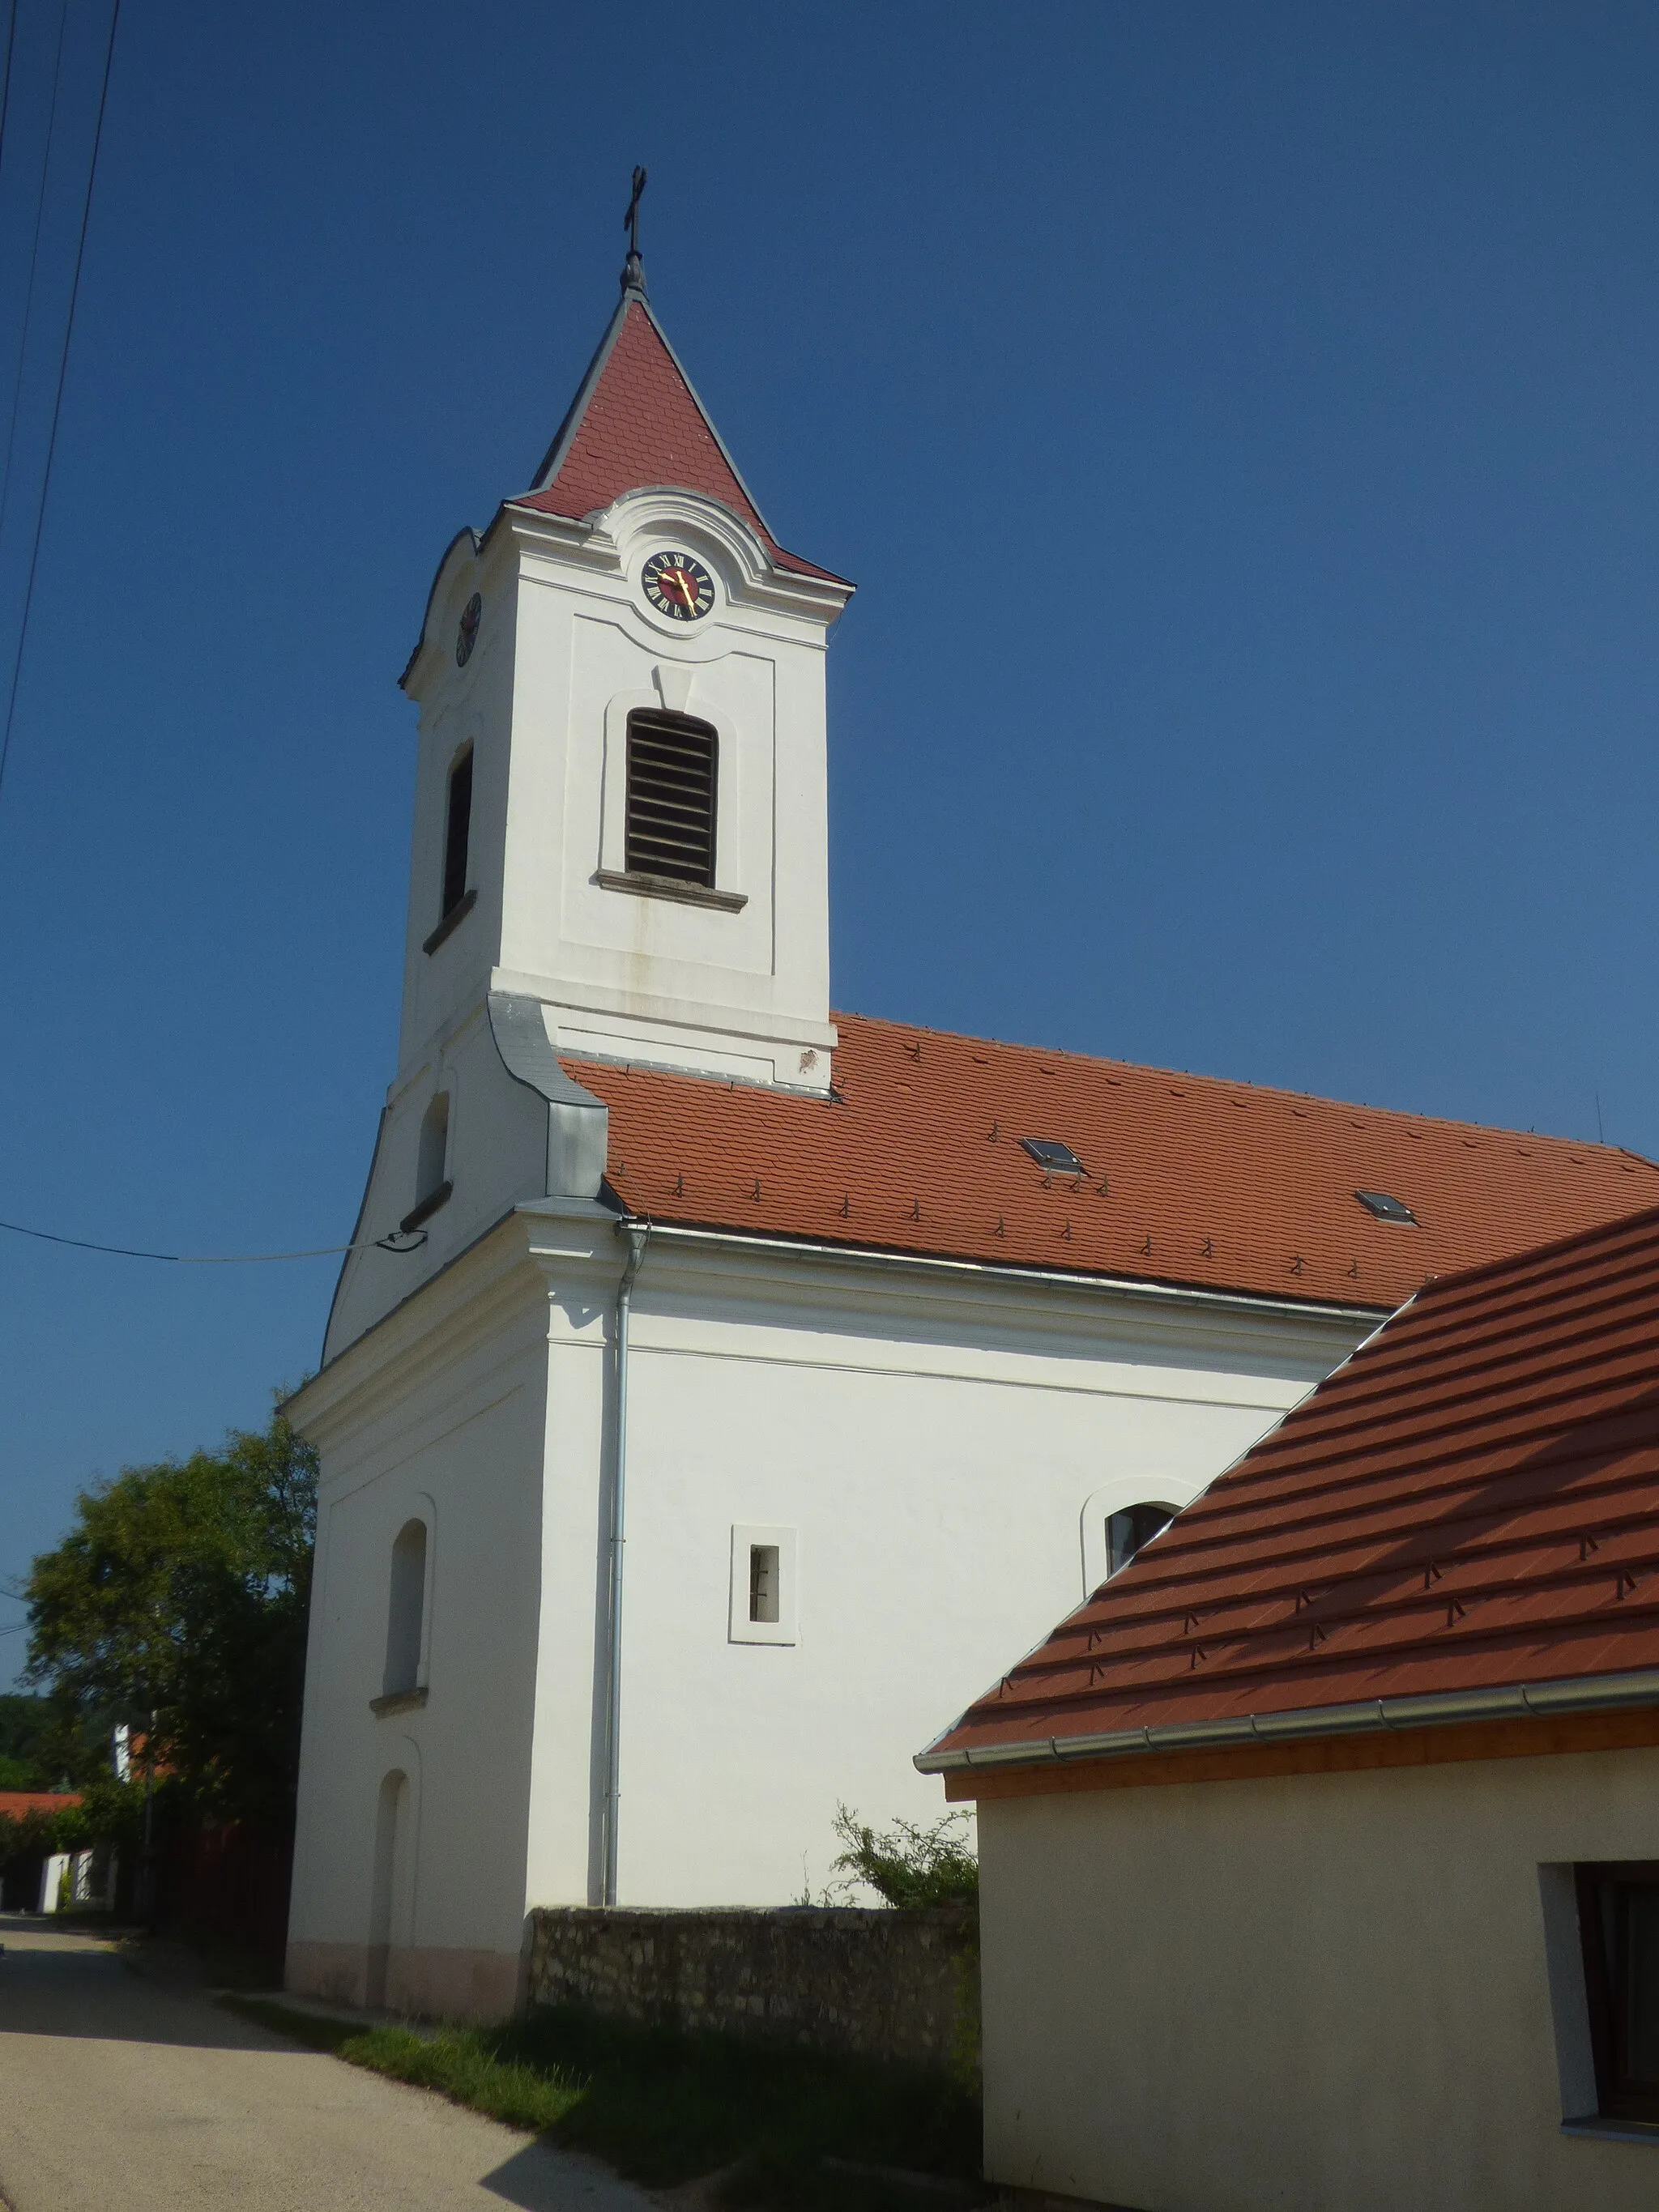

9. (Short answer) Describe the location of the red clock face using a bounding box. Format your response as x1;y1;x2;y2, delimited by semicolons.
642;549;715;622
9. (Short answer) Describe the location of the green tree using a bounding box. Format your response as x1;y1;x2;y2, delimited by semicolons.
0;1690;121;1790
23;1404;316;1831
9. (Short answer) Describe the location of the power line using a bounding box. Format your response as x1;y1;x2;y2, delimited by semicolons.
0;0;121;809
0;0;19;186
0;1214;428;1264
0;0;70;521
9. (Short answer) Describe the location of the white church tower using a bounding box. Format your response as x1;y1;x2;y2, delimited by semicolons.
288;230;867;2019
322;240;851;1366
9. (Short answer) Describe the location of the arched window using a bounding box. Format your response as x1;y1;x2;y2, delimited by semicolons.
383;1520;428;1698
416;1093;449;1204
441;744;472;918
422;745;476;954
400;1093;451;1234
624;709;718;887
366;1767;408;2008
1080;1481;1199;1597
1106;1502;1178;1579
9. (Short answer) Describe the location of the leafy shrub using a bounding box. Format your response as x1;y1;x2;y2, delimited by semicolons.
830;1805;978;1910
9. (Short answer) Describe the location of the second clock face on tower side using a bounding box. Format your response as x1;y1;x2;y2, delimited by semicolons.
642;549;715;623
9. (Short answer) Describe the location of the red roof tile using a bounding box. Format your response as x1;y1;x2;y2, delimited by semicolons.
923;1203;1659;1763
511;292;847;585
0;1791;81;1819
574;1011;1659;1315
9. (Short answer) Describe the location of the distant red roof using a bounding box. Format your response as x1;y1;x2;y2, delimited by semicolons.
0;1791;80;1820
923;1202;1659;1768
511;289;847;586
575;1012;1659;1315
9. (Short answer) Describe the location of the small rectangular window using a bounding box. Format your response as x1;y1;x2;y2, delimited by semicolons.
748;1545;780;1623
625;710;718;887
729;1525;795;1645
1577;1862;1659;2124
441;747;472;918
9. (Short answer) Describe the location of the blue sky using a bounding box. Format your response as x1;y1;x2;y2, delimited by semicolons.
2;1;1657;1678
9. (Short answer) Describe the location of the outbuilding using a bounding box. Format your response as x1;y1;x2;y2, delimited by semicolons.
919;1204;1659;2212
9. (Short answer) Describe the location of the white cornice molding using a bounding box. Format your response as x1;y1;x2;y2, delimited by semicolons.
292;1204;1375;1460
505;488;852;625
488;965;839;1052
625;1221;1382;1359
402;521;522;704
288;1200;621;1455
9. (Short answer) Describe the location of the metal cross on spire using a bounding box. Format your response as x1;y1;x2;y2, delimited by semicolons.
621;165;648;295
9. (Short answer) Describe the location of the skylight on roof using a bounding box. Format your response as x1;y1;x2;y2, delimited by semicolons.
1355;1189;1418;1225
1021;1138;1085;1177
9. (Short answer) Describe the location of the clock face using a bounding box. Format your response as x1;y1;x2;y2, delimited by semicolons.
642;549;715;623
455;592;482;667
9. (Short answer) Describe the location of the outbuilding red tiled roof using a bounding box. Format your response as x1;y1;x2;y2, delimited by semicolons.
923;1202;1659;1764
573;1011;1658;1315
0;1792;80;1819
511;291;847;585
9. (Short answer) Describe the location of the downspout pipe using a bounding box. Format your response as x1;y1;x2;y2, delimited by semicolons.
601;1217;650;1907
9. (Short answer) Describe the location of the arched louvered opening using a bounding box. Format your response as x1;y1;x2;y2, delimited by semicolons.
625;710;718;887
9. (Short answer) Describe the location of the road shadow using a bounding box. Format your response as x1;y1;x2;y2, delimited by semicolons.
480;2138;663;2212
0;1915;314;2051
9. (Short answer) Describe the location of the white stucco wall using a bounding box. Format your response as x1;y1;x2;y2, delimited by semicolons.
975;1747;1659;2212
289;1207;1373;2016
587;1233;1358;1907
288;1238;555;2017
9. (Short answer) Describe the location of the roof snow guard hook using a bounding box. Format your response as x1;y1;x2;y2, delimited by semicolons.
621;165;647;296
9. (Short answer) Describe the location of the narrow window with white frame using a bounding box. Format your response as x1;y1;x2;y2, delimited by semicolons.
729;1525;796;1645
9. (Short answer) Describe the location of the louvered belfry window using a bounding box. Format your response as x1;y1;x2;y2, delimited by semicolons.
625;710;718;888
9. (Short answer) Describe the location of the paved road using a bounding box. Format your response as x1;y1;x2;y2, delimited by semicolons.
0;1914;658;2212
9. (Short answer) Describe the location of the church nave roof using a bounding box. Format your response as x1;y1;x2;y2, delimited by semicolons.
569;1011;1659;1315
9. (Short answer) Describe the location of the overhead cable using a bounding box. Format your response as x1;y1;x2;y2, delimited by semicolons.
0;0;70;520
0;1214;427;1263
0;0;19;187
0;0;121;810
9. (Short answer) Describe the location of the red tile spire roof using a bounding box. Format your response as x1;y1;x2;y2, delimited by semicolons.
920;1202;1659;1770
510;279;846;585
570;1011;1659;1316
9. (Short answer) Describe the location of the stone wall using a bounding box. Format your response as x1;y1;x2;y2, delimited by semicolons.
525;1905;978;2072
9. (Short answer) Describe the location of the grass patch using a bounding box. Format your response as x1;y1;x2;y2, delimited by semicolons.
223;1995;367;2056
228;1998;981;2210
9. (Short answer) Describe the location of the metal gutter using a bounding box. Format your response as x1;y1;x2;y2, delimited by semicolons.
600;1218;650;1906
626;1220;1384;1329
913;1666;1659;1776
